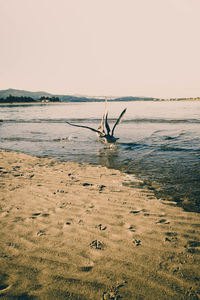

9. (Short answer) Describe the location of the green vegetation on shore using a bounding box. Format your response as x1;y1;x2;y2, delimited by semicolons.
0;95;60;104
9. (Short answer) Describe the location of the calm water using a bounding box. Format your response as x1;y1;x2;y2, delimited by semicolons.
0;101;200;212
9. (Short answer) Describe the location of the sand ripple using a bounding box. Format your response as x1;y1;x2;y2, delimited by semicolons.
0;150;200;299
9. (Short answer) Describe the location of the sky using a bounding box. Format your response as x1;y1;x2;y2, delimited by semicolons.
0;0;200;98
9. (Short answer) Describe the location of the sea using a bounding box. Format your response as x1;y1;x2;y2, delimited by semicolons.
0;101;200;213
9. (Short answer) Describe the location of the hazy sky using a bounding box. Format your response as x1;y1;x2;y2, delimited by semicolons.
0;0;200;98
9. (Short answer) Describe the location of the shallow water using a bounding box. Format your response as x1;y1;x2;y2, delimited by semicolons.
0;101;200;212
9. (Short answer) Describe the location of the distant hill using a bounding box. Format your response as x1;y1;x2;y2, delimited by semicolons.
2;88;199;102
0;88;158;102
0;88;105;102
114;96;155;101
0;89;53;100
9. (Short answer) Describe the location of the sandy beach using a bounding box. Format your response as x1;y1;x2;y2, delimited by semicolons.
0;150;199;299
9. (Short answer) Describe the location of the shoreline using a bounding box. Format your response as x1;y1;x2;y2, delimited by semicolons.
0;102;61;106
0;150;200;299
1;99;200;106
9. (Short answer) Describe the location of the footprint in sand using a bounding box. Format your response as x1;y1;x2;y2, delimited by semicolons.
187;241;200;247
165;237;178;243
165;232;177;237
185;287;200;298
144;213;150;216
102;290;118;300
156;219;170;224
90;240;105;250
128;225;136;232
37;230;46;236
32;212;41;216
57;189;68;194
103;281;128;300
165;232;178;243
56;202;71;209
129;210;141;214
96;224;107;231
98;185;106;192
133;239;142;246
13;166;20;170
64;221;71;226
78;260;95;273
184;240;200;253
79;266;93;272
63;219;74;228
82;183;93;187
29;212;41;220
42;213;50;217
13;173;23;177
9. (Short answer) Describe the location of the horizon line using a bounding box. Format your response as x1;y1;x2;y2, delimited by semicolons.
1;87;200;100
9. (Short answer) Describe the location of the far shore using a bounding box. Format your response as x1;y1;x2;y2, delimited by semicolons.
0;101;62;105
0;98;200;106
0;149;199;299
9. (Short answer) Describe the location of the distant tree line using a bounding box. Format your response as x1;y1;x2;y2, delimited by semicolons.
39;96;60;102
0;95;60;103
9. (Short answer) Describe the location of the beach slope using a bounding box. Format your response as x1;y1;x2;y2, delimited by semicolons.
0;150;199;299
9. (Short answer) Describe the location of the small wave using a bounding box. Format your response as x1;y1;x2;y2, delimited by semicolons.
120;142;150;151
1;118;200;124
124;118;200;124
120;142;142;148
1;118;103;124
163;136;177;140
159;145;194;152
0;137;71;143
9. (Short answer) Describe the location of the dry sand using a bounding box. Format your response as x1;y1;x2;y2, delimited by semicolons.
0;150;199;299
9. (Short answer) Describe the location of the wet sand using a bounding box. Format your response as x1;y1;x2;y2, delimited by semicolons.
0;150;199;299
